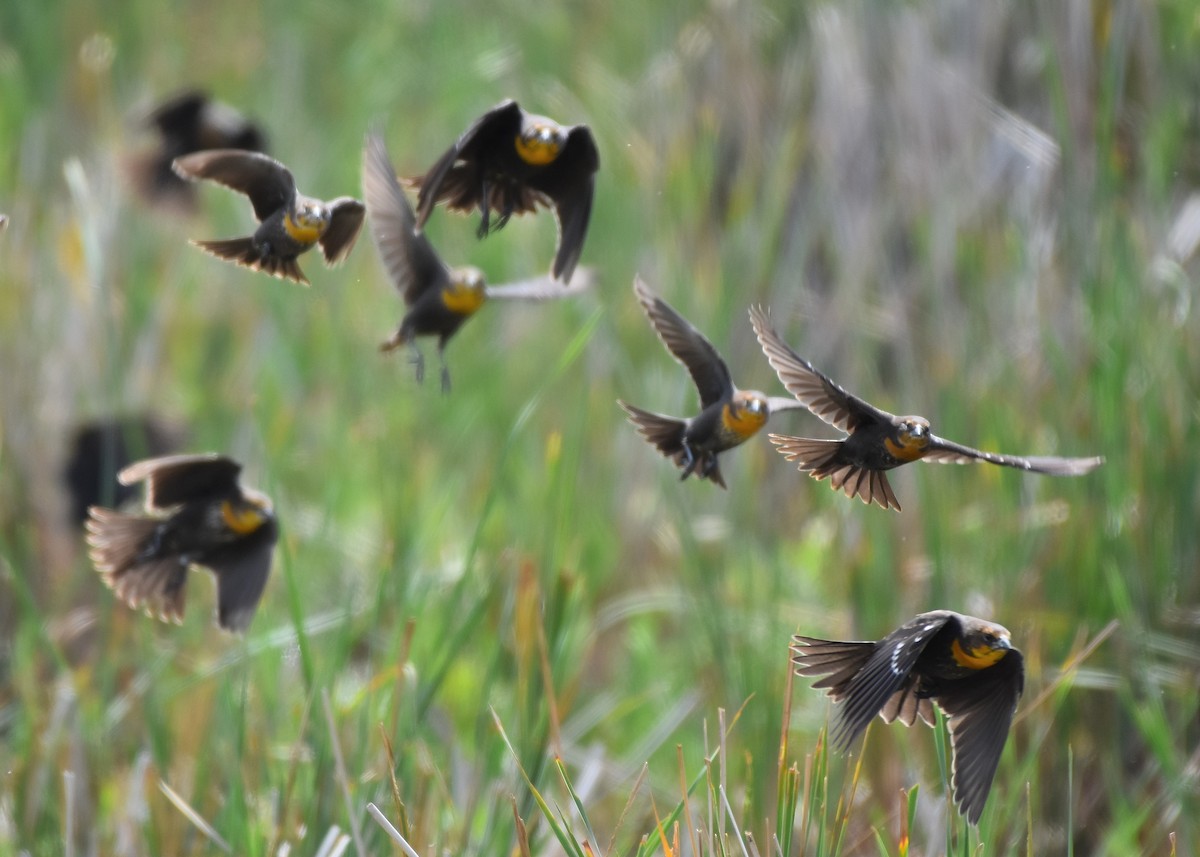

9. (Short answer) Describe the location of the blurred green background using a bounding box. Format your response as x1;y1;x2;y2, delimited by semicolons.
1;0;1198;854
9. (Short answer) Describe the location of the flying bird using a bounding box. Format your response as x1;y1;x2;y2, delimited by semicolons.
619;277;805;488
363;131;591;392
749;306;1104;511
62;414;181;527
174;149;364;284
126;89;267;211
85;453;277;632
792;610;1025;825
409;99;599;284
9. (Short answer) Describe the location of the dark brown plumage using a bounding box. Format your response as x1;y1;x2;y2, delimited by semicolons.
750;306;1104;511
792;610;1025;825
85;453;277;632
409;99;599;284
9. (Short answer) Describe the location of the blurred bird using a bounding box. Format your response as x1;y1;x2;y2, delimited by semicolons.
62;415;180;526
619;278;805;488
85;453;277;632
0;214;7;230
174;150;365;284
126;89;268;212
363;132;591;392
749;306;1104;511
408;99;599;284
792;610;1025;825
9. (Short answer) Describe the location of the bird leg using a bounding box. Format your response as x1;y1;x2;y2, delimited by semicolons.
408;345;425;384
437;343;452;394
678;443;698;480
476;177;493;238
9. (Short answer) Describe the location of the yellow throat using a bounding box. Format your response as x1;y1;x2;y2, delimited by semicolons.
221;500;267;535
721;402;768;440
283;209;324;245
441;278;487;315
514;132;562;166
950;637;1008;670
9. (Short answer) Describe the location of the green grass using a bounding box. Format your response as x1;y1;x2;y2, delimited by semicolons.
2;0;1198;854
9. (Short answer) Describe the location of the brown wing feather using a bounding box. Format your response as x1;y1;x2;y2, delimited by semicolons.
412;100;522;228
748;305;892;432
117;453;242;510
933;649;1025;824
924;435;1104;475
362;132;453;305
319;197;366;264
634;276;733;408
172;149;294;220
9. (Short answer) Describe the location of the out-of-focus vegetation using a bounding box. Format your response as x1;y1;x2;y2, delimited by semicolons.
1;0;1197;854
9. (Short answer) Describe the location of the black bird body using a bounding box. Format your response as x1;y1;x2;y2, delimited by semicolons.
620;277;803;488
85;453;277;632
174;149;365;284
363;132;590;391
410;99;599;283
749;306;1104;510
61;415;178;526
128;89;267;210
792;610;1025;824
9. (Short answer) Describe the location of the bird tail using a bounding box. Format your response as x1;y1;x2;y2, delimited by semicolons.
191;238;309;285
619;401;726;488
619;401;685;456
85;508;187;623
769;435;900;511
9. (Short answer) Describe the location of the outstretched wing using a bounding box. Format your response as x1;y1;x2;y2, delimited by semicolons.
413;100;522;228
933;648;1025;825
319;196;366;264
533;124;599;284
635;276;733;408
202;520;279;633
117;453;242;510
362;132;453;305
486;267;594;300
748;305;891;432
172;149;295;221
923;435;1104;475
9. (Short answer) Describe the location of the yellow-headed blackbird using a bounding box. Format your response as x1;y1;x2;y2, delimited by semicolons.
62;415;179;526
409;99;599;284
618;277;806;488
127;89;267;211
174;150;365;285
749;307;1104;511
85;453;276;632
363;132;591;392
792;610;1025;824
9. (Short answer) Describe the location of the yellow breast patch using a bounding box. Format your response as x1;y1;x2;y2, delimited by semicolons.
514;134;561;166
950;638;1008;670
884;433;930;462
721;403;768;440
283;211;323;245
221;500;267;535
441;283;486;316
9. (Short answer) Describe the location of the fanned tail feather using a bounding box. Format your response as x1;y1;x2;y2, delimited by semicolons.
619;401;686;458
85;508;188;623
619;401;726;488
771;435;900;511
192;238;309;285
